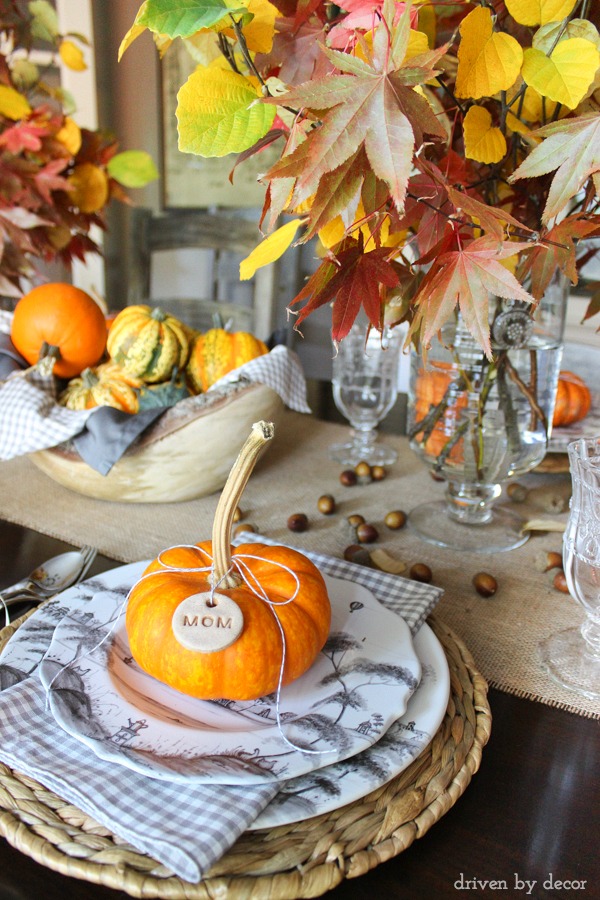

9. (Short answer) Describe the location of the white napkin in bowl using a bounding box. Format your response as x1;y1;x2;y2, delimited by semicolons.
0;554;442;882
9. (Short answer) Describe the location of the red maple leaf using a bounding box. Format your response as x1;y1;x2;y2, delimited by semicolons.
289;236;400;341
409;238;535;357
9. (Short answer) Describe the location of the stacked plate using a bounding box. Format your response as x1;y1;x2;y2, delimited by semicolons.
0;562;450;830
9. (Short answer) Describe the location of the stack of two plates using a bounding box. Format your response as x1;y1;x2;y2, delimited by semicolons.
0;562;450;829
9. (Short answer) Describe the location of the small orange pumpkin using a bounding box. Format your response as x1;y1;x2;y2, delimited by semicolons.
187;326;268;393
126;422;331;701
552;371;592;428
58;362;142;413
11;283;107;378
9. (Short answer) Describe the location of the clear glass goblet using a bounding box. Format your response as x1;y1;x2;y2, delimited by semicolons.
539;436;600;700
329;325;401;467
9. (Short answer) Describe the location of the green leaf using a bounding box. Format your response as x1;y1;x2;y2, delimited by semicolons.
107;150;159;187
138;0;247;38
177;66;275;157
28;0;59;42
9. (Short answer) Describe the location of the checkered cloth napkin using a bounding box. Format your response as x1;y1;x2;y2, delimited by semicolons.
0;343;311;470
0;554;442;882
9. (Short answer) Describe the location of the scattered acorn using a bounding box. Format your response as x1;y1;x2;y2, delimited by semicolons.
232;506;243;523
233;523;257;537
371;465;387;481
384;510;407;530
340;469;358;487
356;522;379;544
317;494;336;515
507;482;528;503
472;572;498;598
410;563;432;583
343;544;373;567
535;550;563;573
347;513;366;527
354;460;372;483
287;512;309;533
553;570;570;594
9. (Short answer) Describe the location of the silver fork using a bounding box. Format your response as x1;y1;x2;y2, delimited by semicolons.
0;545;98;607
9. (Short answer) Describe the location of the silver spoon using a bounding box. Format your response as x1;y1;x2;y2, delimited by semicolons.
0;545;97;604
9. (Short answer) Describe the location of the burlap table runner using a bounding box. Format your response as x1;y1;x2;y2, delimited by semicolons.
0;410;597;718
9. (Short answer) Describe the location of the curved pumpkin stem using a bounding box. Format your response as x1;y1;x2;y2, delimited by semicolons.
211;420;275;589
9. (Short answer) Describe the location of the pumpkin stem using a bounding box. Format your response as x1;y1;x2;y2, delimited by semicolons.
211;420;274;588
37;341;60;378
150;307;167;322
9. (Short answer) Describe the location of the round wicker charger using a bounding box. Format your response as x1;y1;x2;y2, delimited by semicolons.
0;614;491;898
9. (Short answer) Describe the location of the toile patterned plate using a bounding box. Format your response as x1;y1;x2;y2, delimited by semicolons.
37;563;421;785
250;622;449;828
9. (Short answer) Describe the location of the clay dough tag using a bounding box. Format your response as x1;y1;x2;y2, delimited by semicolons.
172;592;243;653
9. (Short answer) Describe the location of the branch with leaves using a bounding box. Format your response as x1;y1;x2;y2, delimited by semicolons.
123;0;600;349
0;0;157;296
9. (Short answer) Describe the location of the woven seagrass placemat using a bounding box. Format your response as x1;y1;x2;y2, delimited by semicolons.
0;614;490;898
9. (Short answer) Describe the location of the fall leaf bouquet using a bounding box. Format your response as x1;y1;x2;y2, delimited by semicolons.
0;1;157;299
123;0;600;351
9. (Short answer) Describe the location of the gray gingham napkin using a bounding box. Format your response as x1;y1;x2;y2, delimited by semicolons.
0;344;310;471
0;553;442;882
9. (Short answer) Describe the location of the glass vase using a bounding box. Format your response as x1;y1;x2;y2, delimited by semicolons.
406;274;568;552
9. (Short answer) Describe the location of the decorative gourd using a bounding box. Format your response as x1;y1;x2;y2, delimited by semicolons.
552;371;592;428
187;326;268;393
10;283;107;378
137;368;192;410
125;421;331;700
107;305;190;383
59;362;141;413
413;362;467;459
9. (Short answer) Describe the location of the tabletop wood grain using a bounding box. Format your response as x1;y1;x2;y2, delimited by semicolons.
0;521;598;900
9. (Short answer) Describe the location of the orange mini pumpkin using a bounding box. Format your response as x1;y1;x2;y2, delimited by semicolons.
11;283;107;378
126;422;331;701
552;371;592;428
187;326;268;393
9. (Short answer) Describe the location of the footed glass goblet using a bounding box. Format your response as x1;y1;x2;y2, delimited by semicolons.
329;325;401;467
539;436;600;699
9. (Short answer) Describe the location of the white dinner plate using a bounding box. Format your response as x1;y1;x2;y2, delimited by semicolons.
250;622;449;828
37;561;421;785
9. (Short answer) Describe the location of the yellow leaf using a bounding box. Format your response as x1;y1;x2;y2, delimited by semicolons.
240;219;303;280
56;117;82;156
59;40;87;72
405;30;430;62
177;66;275;157
455;7;523;100
118;2;149;60
0;85;31;120
222;0;279;54
522;39;600;109
505;0;577;27
417;3;436;48
463;105;507;164
68;163;109;214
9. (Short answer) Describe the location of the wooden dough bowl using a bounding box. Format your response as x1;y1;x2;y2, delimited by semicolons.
29;383;284;503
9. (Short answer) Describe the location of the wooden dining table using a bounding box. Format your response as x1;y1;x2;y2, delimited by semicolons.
0;409;599;899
